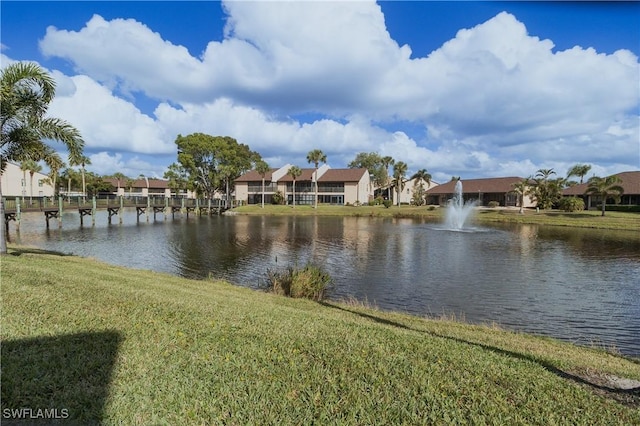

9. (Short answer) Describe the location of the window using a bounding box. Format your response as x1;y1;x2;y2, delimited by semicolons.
21;179;25;187
38;179;43;187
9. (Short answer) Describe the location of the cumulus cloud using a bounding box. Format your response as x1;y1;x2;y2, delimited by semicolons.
25;2;640;179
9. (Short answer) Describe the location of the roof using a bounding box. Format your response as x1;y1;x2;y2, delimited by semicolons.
234;169;277;182
563;171;640;196
274;168;316;182
103;177;169;189
319;168;368;182
425;177;526;195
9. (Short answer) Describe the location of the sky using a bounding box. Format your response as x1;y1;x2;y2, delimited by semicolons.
1;1;639;184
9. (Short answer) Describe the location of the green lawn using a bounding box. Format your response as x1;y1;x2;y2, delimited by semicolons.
232;204;640;230
2;247;639;424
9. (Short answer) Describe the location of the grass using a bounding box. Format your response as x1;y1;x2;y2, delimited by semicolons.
231;204;640;230
2;247;639;424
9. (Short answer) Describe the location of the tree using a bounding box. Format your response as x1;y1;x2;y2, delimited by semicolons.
46;153;65;197
174;133;260;200
22;159;42;204
567;163;591;184
349;152;385;190
392;161;408;207
381;156;395;200
255;160;270;208
307;149;327;208
1;62;84;254
287;165;302;208
586;175;624;216
410;169;431;206
163;164;188;197
70;154;91;202
511;178;531;214
531;168;564;210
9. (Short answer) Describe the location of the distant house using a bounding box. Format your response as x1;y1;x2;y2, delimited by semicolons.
563;171;640;210
425;177;535;208
235;165;372;205
383;177;439;205
0;161;54;198
102;177;198;198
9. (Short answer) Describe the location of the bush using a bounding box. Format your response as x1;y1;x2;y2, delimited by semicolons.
271;190;284;205
558;196;585;212
487;201;500;208
265;263;332;301
427;205;436;211
383;200;393;208
374;196;384;206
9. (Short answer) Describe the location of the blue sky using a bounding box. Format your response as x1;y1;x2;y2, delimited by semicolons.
2;1;639;183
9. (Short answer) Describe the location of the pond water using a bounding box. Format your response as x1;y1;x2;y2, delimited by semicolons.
8;210;640;358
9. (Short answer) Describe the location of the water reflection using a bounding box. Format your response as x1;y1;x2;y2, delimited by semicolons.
10;211;640;357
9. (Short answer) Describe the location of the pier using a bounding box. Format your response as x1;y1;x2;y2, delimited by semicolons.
2;195;238;233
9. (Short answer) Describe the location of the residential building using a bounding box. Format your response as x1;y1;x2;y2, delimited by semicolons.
562;171;640;209
235;165;372;205
0;161;54;198
384;177;439;205
425;177;536;208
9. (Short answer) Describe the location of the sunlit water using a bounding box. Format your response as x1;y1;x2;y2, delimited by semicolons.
8;210;640;357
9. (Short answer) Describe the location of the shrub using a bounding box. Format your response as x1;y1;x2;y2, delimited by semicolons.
383;200;393;208
488;201;500;208
374;196;384;205
427;205;436;211
558;196;585;212
265;263;332;301
271;190;284;205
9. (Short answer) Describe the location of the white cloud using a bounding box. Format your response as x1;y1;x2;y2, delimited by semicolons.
22;3;640;179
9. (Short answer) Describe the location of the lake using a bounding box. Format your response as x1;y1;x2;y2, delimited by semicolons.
8;209;640;358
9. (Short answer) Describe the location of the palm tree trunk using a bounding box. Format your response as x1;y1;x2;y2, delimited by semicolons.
292;181;296;208
314;167;318;208
261;178;265;208
0;180;7;254
601;196;606;216
29;173;34;205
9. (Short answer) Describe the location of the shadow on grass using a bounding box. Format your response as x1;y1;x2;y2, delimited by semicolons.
7;247;72;257
320;302;639;407
1;331;122;424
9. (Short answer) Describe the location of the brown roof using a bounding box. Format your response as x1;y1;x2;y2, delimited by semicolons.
563;171;640;196
276;168;316;182
319;168;368;182
425;177;526;195
235;169;277;182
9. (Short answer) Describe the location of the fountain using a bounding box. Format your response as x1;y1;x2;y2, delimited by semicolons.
445;180;477;230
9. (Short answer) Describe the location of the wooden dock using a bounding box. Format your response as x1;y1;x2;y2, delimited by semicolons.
2;196;236;233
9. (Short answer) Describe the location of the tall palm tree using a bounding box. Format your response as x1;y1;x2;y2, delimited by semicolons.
381;156;395;200
567;164;591;184
22;159;42;204
255;160;270;208
511;178;531;214
393;161;408;207
586;175;624;216
46;153;65;197
287;165;302;208
70;154;91;202
410;169;431;206
306;149;327;208
1;62;84;253
411;169;431;187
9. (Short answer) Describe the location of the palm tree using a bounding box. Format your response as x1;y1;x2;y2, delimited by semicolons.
511;178;531;214
23;159;42;204
47;153;65;197
70;154;91;202
381;156;395;200
306;149;327;208
410;169;431;206
567;164;591;184
287;165;302;208
1;62;84;254
255;160;270;209
392;161;408;207
586;175;624;216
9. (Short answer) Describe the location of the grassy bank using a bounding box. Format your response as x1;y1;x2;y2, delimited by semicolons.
231;204;640;230
2;247;639;424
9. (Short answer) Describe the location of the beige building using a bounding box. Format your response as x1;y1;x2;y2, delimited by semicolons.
235;165;372;205
0;161;54;198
